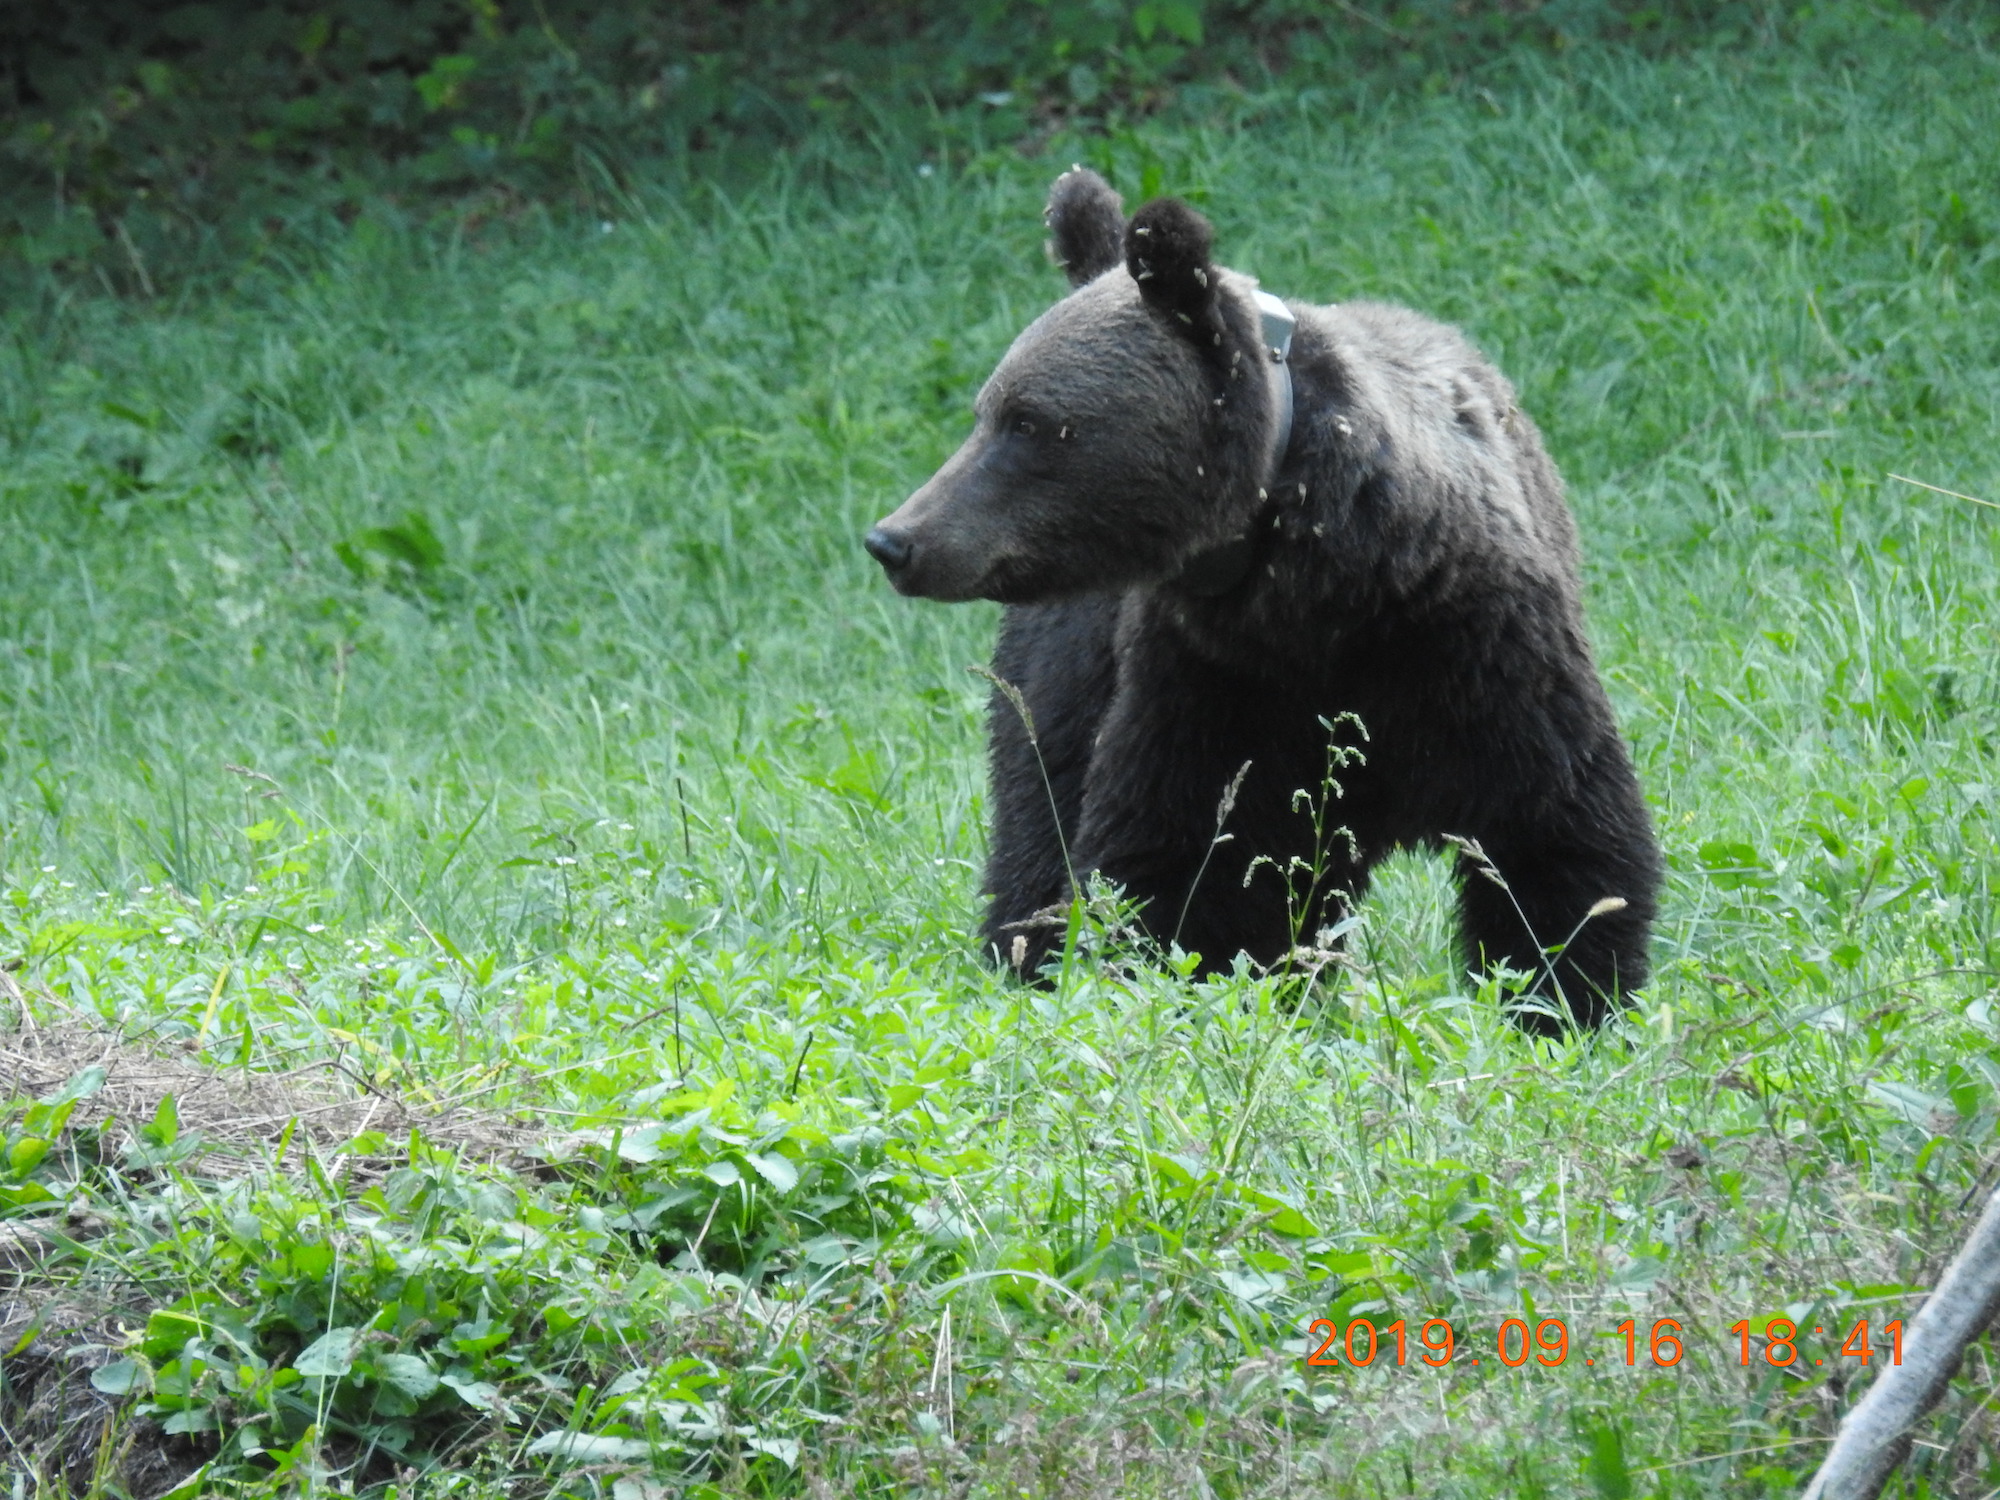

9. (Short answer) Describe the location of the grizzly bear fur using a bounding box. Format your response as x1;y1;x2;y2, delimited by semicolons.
864;168;1661;1031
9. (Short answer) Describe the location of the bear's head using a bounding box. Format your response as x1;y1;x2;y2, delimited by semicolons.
864;168;1290;603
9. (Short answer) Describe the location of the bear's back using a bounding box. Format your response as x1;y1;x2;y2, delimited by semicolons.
1293;298;1584;598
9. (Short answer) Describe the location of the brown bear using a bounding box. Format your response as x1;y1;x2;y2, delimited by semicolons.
864;167;1661;1031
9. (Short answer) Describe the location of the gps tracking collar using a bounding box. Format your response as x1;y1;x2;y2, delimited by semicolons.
1254;288;1296;474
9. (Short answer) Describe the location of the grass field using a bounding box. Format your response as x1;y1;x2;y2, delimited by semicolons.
4;6;2000;1495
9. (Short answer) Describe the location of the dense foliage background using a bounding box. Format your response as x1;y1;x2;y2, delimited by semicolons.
8;0;1786;286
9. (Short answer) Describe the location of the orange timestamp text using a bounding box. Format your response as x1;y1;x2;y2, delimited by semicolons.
1302;1317;1907;1369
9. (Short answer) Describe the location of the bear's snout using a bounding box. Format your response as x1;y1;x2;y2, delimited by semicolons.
863;525;914;575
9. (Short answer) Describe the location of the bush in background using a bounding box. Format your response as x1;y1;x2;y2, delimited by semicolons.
3;0;1779;288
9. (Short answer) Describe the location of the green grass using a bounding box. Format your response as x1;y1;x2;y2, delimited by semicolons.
5;6;2000;1495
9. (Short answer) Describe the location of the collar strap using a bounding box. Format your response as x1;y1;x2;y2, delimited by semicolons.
1254;288;1296;476
1174;290;1296;597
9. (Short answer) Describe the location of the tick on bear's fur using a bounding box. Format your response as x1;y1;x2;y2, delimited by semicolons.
863;167;1662;1033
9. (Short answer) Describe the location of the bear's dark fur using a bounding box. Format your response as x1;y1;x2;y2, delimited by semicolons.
864;168;1661;1031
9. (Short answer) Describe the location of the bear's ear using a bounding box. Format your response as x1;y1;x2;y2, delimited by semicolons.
1124;197;1219;337
1045;167;1125;287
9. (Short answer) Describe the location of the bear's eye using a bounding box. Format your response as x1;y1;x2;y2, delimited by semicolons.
1011;416;1037;438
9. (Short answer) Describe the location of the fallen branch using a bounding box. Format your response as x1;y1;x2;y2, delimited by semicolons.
1802;1186;2000;1499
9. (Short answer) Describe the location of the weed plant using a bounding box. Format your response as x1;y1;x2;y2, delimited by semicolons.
4;7;2000;1495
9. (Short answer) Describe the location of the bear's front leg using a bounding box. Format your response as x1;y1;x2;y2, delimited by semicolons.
1453;768;1661;1032
982;596;1122;972
1071;635;1362;977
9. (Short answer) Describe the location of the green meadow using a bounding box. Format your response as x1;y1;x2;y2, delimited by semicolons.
4;7;2000;1494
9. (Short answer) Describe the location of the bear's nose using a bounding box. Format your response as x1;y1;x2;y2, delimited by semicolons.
864;526;913;572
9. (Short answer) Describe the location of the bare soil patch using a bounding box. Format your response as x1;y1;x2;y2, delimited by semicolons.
1;980;547;1494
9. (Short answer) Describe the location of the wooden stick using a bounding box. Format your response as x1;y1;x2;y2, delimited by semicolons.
1802;1187;2000;1498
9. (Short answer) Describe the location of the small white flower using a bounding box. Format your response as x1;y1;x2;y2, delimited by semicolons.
306;924;325;934
614;918;628;928
917;162;935;177
167;935;185;946
555;857;578;867
139;885;155;894
635;869;653;880
244;885;260;894
40;865;55;874
619;822;635;831
60;881;75;889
